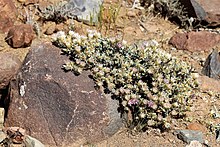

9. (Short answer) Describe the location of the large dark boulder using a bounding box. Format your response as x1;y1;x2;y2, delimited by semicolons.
202;49;220;79
179;0;220;26
4;41;123;146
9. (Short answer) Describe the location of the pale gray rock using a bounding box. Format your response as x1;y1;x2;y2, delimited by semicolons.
24;136;45;147
63;0;103;24
175;130;204;144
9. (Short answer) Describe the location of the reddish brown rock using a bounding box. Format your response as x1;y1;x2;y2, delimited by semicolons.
4;42;123;146
187;122;207;133
6;24;35;48
0;0;18;33
0;53;21;89
169;31;220;52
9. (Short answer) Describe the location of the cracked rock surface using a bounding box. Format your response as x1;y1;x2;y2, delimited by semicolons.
4;41;123;146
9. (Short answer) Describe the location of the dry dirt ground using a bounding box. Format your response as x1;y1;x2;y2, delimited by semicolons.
4;0;220;147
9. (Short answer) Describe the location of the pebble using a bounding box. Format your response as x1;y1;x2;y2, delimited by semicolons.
185;140;203;147
187;122;207;133
175;130;204;144
127;10;136;17
24;135;45;147
45;22;56;35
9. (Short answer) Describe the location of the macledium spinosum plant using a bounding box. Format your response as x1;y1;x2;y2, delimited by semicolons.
52;30;198;130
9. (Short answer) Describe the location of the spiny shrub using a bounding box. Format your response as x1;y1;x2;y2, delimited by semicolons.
140;0;190;28
40;1;81;23
52;30;198;130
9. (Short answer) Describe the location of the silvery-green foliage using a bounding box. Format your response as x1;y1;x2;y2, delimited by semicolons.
40;1;75;23
52;30;198;130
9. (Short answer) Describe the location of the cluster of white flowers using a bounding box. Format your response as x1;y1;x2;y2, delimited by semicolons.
52;30;198;130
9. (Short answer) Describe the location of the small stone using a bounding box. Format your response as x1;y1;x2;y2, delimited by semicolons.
6;24;35;48
44;22;56;35
175;130;204;144
4;127;26;136
187;122;207;133
55;23;68;32
24;135;45;147
185;140;203;147
63;0;103;24
126;10;136;17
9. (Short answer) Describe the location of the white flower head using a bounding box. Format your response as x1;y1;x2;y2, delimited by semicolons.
69;31;81;39
122;40;127;45
56;31;66;39
87;29;101;39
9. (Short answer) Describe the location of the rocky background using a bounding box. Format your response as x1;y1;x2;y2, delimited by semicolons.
0;0;219;147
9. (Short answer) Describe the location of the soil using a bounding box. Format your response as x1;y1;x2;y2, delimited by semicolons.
2;0;220;147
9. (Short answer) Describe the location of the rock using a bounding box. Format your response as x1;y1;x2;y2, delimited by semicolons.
4;42;123;146
202;49;220;79
198;75;220;92
186;140;203;147
175;130;204;144
0;53;21;89
6;24;35;48
24;135;45;147
43;21;56;35
3;127;26;144
55;23;68;32
179;0;220;26
126;10;137;17
0;127;44;147
62;0;103;24
169;31;220;52
187;122;207;133
0;0;18;33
